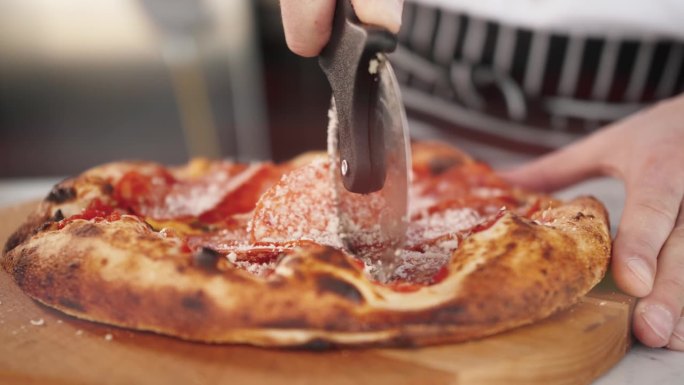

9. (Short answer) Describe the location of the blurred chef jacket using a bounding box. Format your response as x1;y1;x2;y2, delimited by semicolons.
392;0;684;158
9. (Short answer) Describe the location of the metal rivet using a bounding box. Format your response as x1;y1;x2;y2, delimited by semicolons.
341;159;349;176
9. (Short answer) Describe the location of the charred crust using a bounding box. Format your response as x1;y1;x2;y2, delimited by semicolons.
4;230;27;254
46;185;77;203
59;297;85;312
181;291;206;311
441;303;465;316
259;318;308;329
100;183;114;195
194;247;220;270
71;223;104;237
37;209;66;231
312;247;353;270
389;335;420;348
37;222;53;232
510;215;532;229
315;275;364;304
189;221;212;232
504;242;516;252
42;272;55;289
52;209;65;222
570;208;597;221
300;338;333;351
11;249;32;286
428;303;466;324
4;211;51;254
428;157;460;175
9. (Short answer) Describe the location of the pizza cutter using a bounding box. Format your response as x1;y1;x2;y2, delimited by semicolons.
319;0;411;282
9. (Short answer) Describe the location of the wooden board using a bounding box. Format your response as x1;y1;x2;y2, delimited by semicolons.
0;201;635;385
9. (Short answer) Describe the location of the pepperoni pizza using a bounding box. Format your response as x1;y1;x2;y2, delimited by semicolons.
2;142;611;347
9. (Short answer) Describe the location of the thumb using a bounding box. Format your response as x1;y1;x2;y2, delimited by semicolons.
351;0;404;34
498;133;608;192
281;0;404;57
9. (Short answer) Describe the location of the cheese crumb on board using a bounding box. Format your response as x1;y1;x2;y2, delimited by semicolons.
30;318;45;326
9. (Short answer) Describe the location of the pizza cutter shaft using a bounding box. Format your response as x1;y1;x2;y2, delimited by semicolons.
319;0;411;282
319;0;396;194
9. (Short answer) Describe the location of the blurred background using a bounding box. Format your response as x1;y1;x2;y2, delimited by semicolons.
3;0;683;181
0;0;330;178
2;0;681;223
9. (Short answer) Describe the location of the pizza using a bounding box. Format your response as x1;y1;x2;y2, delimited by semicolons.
1;142;611;347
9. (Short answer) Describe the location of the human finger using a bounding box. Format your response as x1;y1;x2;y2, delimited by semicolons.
498;132;609;192
612;170;683;298
281;0;404;57
632;209;684;348
351;0;404;33
281;0;336;57
668;316;684;350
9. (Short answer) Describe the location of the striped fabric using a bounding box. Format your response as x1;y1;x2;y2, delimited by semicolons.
392;1;684;150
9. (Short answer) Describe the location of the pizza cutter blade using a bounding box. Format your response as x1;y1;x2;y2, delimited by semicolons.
319;0;411;282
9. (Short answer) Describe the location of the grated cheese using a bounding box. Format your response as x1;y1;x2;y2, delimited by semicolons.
158;163;264;219
250;160;343;248
147;141;512;283
30;318;45;326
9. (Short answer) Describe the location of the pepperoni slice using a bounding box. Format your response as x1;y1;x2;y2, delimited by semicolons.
113;162;280;221
250;160;342;247
431;265;449;284
420;163;509;198
385;281;423;292
113;166;175;215
199;164;283;223
389;249;450;284
337;186;400;250
410;141;472;181
57;198;121;229
411;195;517;220
406;208;481;247
150;162;248;219
250;159;399;253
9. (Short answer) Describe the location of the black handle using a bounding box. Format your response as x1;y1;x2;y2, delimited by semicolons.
319;0;397;194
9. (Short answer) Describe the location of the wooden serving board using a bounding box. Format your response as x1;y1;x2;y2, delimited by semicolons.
0;202;635;385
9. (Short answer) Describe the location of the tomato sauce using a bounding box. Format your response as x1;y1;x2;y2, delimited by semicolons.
57;199;120;229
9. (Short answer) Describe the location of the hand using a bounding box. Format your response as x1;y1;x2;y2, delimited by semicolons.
501;94;684;350
280;0;404;57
